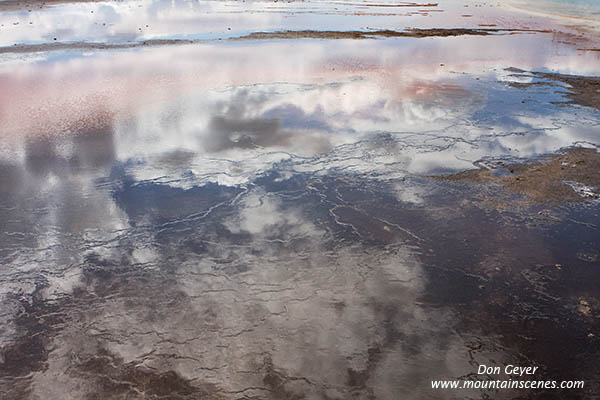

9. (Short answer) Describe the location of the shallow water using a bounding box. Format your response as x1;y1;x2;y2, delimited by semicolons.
0;1;599;399
506;0;600;21
0;0;579;47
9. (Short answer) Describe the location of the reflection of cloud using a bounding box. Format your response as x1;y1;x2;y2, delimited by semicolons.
23;126;115;175
224;188;319;238
263;103;331;131
24;137;60;175
0;127;127;351
23;180;511;399
203;90;333;155
205;115;282;152
2;33;599;142
395;182;429;204
71;126;116;168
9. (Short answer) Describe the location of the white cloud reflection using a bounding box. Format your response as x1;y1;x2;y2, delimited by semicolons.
1;32;598;187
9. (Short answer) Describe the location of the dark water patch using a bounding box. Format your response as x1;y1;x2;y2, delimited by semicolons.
254;171;310;194
411;181;600;398
0;290;60;379
284;171;600;397
112;180;242;225
73;348;223;400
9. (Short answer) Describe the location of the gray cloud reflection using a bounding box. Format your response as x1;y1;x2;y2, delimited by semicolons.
203;90;333;155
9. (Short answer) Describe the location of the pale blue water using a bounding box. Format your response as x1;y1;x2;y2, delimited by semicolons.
510;0;600;21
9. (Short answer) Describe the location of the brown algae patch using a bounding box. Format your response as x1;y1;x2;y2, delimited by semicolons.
0;40;200;55
536;72;600;112
507;69;600;112
436;148;600;206
0;0;102;11
237;28;551;40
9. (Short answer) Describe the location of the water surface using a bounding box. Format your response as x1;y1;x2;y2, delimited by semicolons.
0;1;599;399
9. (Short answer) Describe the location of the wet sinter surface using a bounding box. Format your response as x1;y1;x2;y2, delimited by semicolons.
1;0;600;399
